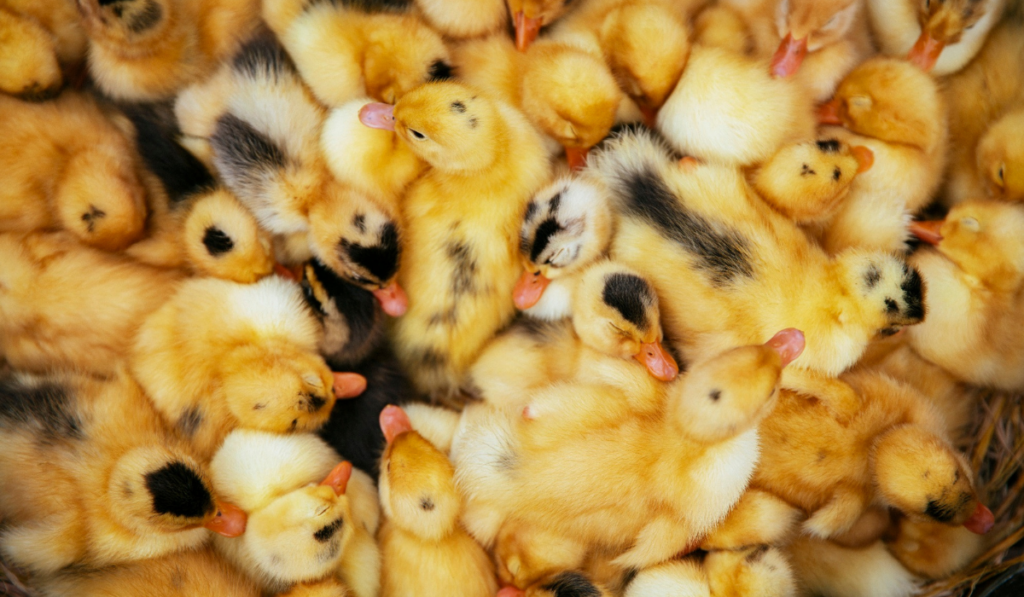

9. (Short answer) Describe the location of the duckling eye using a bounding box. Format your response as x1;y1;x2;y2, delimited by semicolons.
997;164;1005;183
960;217;979;231
409;129;427;140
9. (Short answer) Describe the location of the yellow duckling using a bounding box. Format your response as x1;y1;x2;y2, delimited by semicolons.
623;547;797;597
416;0;507;40
0;0;87;98
975;106;1024;203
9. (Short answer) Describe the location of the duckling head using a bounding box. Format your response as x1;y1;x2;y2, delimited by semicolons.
834;251;926;337
244;462;355;585
76;0;173;45
515;176;613;309
109;446;247;538
300;257;385;368
873;425;993;534
600;3;690;127
976;110;1024;203
184;189;275;284
672;329;804;444
508;0;575;51
363;13;453;104
817;58;943;153
521;42;622;170
570;260;679;381
909;0;993;71
361;82;503;174
770;0;861;78
705;545;797;597
910;200;1024;292
378;405;460;541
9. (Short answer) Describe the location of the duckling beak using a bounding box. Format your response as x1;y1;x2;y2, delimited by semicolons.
204;500;247;538
514;11;544;52
359;102;396;131
565;146;589;171
634;340;679;382
332;372;367;399
319;461;353;496
817;98;843;126
908;219;944;245
770;34;808;79
639;104;659;129
498;587;526;597
765;328;805;367
963;502;995;534
852;146;874;174
908;31;944;72
372;281;408;317
380;405;414;444
513;269;551;310
273;262;301;282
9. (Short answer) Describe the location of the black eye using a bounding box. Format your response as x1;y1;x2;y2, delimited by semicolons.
409;129;426;140
998;165;1005;182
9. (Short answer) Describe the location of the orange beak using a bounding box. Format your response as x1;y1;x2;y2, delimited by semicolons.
963;502;994;534
851;146;874;174
204;500;247;538
380;404;414;444
639;104;659;129
513;269;551;310
514;11;544;52
332;372;367;399
320;461;353;496
764;328;805;367
817;98;843;126
770;34;809;78
274;262;301;282
372;281;408;317
634;340;679;381
498;587;526;597
908;219;944;245
908;31;945;72
359;102;396;131
565;146;589;171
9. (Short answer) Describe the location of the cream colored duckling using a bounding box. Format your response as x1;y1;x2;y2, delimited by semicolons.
787;536;919;597
210;430;380;597
623;547;797;597
360;81;551;403
378;406;498;597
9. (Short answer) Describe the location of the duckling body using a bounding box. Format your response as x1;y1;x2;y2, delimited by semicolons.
623;547;797;597
416;0;507;39
0;5;63;99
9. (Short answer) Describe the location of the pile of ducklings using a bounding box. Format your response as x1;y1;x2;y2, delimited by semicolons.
1;0;1024;596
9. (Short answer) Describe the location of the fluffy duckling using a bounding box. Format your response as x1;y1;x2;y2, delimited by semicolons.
752;137;874;224
177;34;407;315
77;0;261;100
868;0;1007;74
976;107;1024;203
656;45;816;167
623;548;797;597
210;430;381;597
514;175;615;313
905;200;1024;390
130;275;358;459
507;0;584;50
416;0;507;39
360;81;551;402
378;406;498;597
887;516;986;579
0;92;147;250
595;128;926;422
0;371;247;574
0;0;88;98
787;536;919;597
0;231;182;375
816;57;948;254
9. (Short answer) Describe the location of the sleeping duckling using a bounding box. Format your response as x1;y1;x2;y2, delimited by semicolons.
868;0;1006;74
514;175;615;313
887;516;986;580
378;405;498;597
816;57;948;254
0;231;182;375
656;45;816;167
130;275;354;460
976;107;1024;203
0;93;147;251
177;34;407;316
0;370;247;575
210;430;380;597
77;0;261;100
623;547;796;597
752;138;873;224
905;200;1024;391
360;81;551;403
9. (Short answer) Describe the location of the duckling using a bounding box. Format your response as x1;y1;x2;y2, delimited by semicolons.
886;516;986;579
130;275;353;459
378;405;498;597
360;81;551;402
498;571;615;597
623;547;797;597
416;0;507;39
77;0;261;100
816;57;948;254
0;92;147;250
0;231;182;375
786;536;919;597
508;0;584;51
0;370;247;574
752;137;874;224
210;430;381;597
177;34;407;315
905;200;1024;391
976;106;1024;203
656;45;816;167
0;7;63;99
595;127;926;422
868;0;1007;74
514;174;615;312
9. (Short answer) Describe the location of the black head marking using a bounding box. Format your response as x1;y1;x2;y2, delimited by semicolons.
709;389;721;401
202;226;234;256
450;101;466;114
144;462;214;519
212;113;287;186
175;406;203;438
314;518;344;543
0;375;84;442
305;393;327;412
884;298;899;314
82;205;106;232
864;264;881;290
447;240;478;297
524;200;539;222
338;222;400;284
126;0;162;33
420;497;435;511
800;164;816;177
548;192;562;214
353;213;366;232
602;273;653;331
468;117;478;129
540;572;602;597
816;139;841;153
231;32;296;79
529;219;563;262
900;266;925;322
832;166;842;181
305;258;381;365
428;59;454;82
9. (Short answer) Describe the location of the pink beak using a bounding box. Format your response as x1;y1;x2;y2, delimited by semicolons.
908;31;945;73
513;269;551;310
373;281;408;317
380;405;414;444
908;220;944;246
359;103;396;131
634;340;679;381
765;328;805;367
963;502;994;534
770;34;808;78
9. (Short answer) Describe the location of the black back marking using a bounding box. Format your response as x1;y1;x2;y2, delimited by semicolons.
232;31;296;79
900;266;925;321
202;226;234;256
800;164;816;176
176;406;203;438
709;389;721;401
619;166;754;286
418;348;448;370
144;462;214;519
864;264;881;290
447;241;477;297
212;113;288;182
305;258;381;366
540;572;602;597
82;205;106;232
353;213;366;232
468;117;478;129
127;0;162;33
428;59;454;82
816;139;841;153
832;166;842;181
339;222;400;284
420;497;435;511
0;376;84;442
451;101;467;114
602;272;652;330
314;518;344;543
